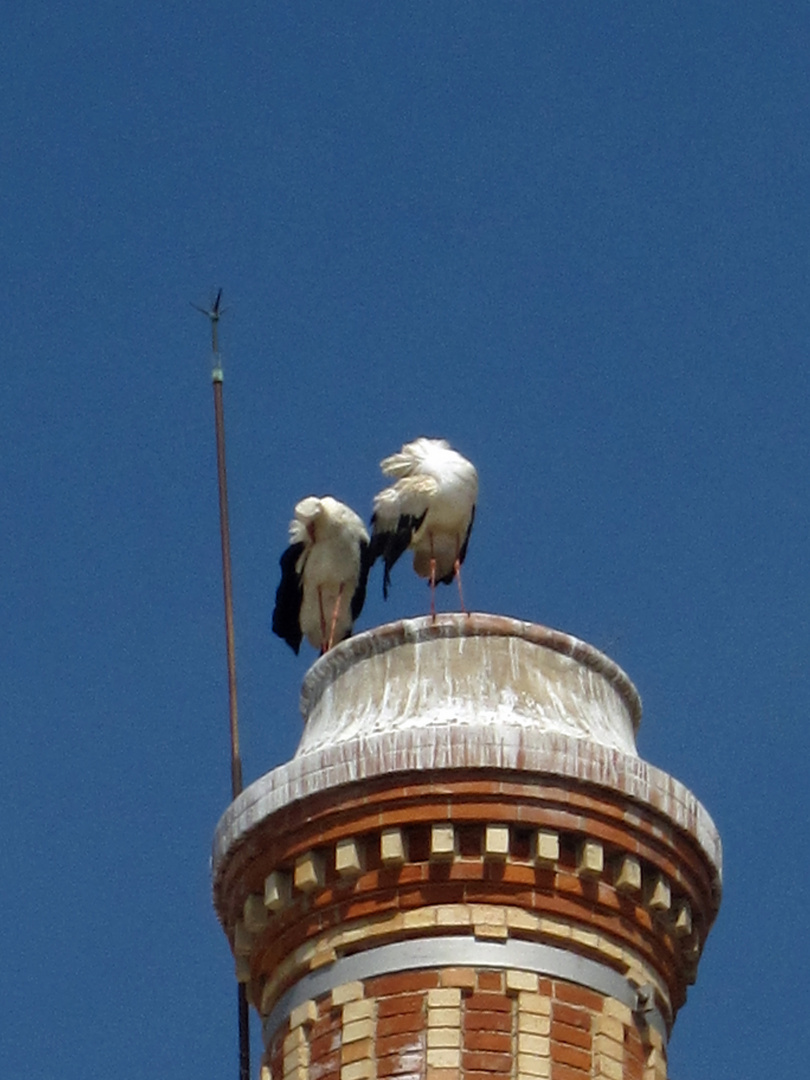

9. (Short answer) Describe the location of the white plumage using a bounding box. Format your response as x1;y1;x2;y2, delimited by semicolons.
272;496;371;654
370;437;478;614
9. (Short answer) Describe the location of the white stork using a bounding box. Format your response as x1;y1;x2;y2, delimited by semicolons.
370;437;478;617
272;496;371;654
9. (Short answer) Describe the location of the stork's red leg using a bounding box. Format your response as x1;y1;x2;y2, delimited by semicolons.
453;535;468;615
454;558;468;615
327;583;345;651
317;586;328;653
429;533;437;622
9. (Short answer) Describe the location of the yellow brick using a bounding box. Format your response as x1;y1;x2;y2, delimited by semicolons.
282;1047;307;1075
578;839;604;876
593;1034;624;1062
426;1047;461;1068
340;1061;375;1080
402;908;437;930
260;1067;271;1080
289;999;317;1030
601;997;633;1025
674;901;693;937
534;828;559;864
331;981;364;1006
243;893;269;933
519;992;552;1015
645;1046;667;1080
646;1025;664;1051
233;921;254;957
309;943;337;969
518;1033;550;1056
647;875;671;913
427;1027;461;1048
439;967;477;989
430;824;456;860
517;1053;551;1077
614;855;642;894
282;1065;308;1080
570;927;599;951
234;956;251;984
427;1007;461;1028
469;903;506;926
484;823;510;858
539;917;571;939
264;869;291;911
506;969;539;993
594;1053;624;1080
427;987;462;1007
294;850;325;893
342;1018;375;1044
335;837;364;877
506;908;540;933
595;1015;625;1042
474;922;509;940
341;1038;373;1065
283;1026;307;1053
380;827;406;865
436;903;472;927
343;999;375;1023
595;934;624;961
518;1012;550;1035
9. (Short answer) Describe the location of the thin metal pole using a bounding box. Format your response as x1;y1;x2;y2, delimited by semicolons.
212;373;243;797
196;291;249;1080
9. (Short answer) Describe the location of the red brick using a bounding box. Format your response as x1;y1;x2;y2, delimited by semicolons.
463;1050;514;1072
464;1009;512;1032
310;1031;340;1060
551;1063;590;1080
624;1048;644;1080
552;1002;591;1030
310;1012;340;1038
465;992;512;1013
377;993;426;1018
554;1042;592;1070
551;1019;592;1050
466;1074;513;1080
310;1065;339;1080
464;1030;512;1054
476;971;505;992
377;1013;424;1038
377;1063;423;1080
376;1031;424;1058
554;982;604;1013
366;971;440;997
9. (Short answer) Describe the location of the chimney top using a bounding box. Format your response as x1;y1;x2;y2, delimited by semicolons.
297;612;642;758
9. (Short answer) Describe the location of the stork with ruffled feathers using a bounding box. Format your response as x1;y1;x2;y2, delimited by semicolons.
370;437;478;618
272;496;371;654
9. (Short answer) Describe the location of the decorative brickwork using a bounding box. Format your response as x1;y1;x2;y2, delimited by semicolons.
213;615;721;1080
260;968;669;1079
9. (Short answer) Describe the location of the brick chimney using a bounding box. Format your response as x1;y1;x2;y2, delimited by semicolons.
212;614;721;1079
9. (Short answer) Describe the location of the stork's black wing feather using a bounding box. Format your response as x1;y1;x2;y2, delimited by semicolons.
272;542;305;654
350;539;372;623
370;510;427;599
436;504;476;585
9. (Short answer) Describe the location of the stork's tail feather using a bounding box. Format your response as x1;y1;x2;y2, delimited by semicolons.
370;510;427;599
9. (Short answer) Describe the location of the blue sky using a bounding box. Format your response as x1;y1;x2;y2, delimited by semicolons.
3;5;809;1077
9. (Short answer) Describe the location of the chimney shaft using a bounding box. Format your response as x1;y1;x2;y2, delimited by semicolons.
213;614;721;1079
